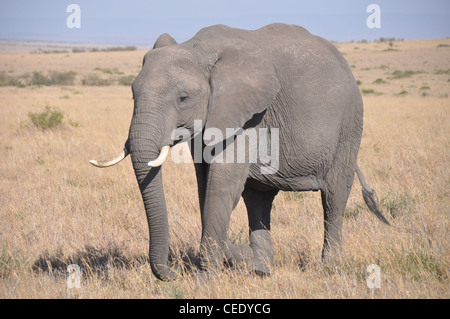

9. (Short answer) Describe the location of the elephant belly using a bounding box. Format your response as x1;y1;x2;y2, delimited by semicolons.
248;164;323;192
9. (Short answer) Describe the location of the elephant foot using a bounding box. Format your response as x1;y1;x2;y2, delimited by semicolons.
150;263;179;281
200;233;274;276
321;243;343;263
200;238;255;272
250;229;274;276
223;240;253;268
321;245;345;274
199;238;228;272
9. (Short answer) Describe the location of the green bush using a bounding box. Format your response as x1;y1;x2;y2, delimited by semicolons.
434;68;450;75
94;67;124;75
30;71;55;86
395;90;408;96
118;75;135;86
82;74;111;86
89;46;137;53
372;78;387;84
361;88;383;96
388;70;422;79
29;71;77;86
0;71;25;87
361;88;375;95
49;71;77;85
28;106;64;129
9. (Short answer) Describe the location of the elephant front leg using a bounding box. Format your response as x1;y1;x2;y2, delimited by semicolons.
242;186;278;275
200;162;250;271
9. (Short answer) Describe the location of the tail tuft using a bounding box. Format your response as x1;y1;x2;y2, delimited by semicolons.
356;165;391;225
361;187;390;225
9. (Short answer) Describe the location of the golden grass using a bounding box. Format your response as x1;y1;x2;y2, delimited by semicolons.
0;38;449;298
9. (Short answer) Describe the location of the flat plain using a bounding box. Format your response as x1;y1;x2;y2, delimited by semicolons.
0;37;449;298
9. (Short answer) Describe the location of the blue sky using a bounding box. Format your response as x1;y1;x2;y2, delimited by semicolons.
0;0;449;45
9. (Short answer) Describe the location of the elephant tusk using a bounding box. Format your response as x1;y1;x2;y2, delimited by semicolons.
90;148;128;168
148;145;170;167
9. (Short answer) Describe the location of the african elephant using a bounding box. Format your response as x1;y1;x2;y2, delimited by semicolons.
90;23;390;281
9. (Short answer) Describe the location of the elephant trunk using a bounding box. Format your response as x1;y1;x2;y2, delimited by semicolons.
128;108;178;281
133;161;177;281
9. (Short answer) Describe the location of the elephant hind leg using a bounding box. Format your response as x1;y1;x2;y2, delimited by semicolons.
320;158;357;264
242;186;279;275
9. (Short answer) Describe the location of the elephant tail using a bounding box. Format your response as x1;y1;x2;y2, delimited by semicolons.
356;165;391;225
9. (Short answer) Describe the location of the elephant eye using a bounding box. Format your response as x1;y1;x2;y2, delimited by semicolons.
178;94;189;103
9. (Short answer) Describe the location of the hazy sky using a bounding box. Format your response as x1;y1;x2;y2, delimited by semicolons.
0;0;449;45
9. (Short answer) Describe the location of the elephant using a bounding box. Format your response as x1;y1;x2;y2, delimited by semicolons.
90;23;390;281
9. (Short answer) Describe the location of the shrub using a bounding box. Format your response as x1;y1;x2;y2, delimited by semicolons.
361;88;383;96
388;70;422;79
68;119;80;128
118;75;135;86
361;88;375;95
29;71;77;86
72;48;86;53
49;71;77;85
82;74;111;86
38;50;70;54
383;48;399;52
28;106;64;129
372;78;387;84
89;46;137;52
377;64;389;70
30;71;55;86
395;90;408;96
434;68;450;75
105;46;137;52
94;67;124;75
0;71;25;87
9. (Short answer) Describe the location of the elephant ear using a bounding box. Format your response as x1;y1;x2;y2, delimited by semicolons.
205;39;280;137
153;33;177;49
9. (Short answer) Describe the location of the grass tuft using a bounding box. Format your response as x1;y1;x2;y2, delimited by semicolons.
28;106;64;130
388;70;423;79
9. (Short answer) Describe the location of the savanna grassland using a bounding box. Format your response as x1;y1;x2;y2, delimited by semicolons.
0;38;449;299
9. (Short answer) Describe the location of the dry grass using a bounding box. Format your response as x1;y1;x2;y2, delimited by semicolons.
0;38;449;299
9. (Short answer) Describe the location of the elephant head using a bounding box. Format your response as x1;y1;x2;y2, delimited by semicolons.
90;30;280;281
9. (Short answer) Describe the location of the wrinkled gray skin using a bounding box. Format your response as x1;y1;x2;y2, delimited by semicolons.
93;24;389;281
